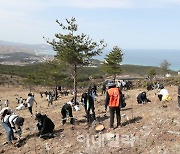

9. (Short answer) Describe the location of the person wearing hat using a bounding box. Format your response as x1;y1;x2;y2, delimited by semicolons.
26;93;37;116
35;113;55;139
105;82;123;130
1;112;24;144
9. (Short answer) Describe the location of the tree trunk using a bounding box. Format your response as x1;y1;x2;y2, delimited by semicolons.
74;64;77;105
29;85;32;93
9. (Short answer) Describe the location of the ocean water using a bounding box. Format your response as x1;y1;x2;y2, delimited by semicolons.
97;49;180;71
44;49;180;71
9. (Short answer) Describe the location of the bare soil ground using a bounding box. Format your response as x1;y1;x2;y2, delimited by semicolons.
0;85;180;154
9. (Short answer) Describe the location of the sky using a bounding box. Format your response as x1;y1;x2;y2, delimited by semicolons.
1;0;180;50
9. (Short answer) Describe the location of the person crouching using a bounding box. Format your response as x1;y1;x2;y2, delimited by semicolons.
158;86;171;108
61;99;74;125
1;110;24;144
35;113;55;139
137;91;151;104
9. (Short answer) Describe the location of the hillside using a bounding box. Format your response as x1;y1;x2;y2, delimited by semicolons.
0;62;178;91
0;62;177;78
0;40;53;65
0;85;179;154
0;40;52;52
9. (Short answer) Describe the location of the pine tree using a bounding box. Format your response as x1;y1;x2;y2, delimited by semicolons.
160;59;171;74
148;68;156;80
44;17;106;103
103;46;123;82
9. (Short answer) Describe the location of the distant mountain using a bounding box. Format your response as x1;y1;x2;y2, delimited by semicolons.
91;59;102;65
0;40;53;65
0;45;35;54
0;40;52;51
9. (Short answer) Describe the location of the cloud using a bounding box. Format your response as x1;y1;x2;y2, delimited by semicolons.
0;0;47;11
61;0;180;8
62;0;132;8
63;0;180;8
0;0;129;10
163;0;180;4
0;0;180;45
1;0;180;11
0;10;29;21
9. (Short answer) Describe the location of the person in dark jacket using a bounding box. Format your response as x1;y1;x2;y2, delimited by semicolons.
137;91;151;104
147;84;154;91
35;113;55;139
178;86;180;109
81;87;96;124
121;94;126;108
61;99;74;125
101;84;106;95
105;83;123;129
92;84;97;95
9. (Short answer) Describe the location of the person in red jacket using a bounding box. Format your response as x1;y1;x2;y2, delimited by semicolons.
105;82;122;129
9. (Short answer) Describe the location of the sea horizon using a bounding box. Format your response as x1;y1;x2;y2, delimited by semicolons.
43;49;180;71
95;49;180;71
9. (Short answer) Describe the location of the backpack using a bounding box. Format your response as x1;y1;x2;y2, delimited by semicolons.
121;94;126;108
